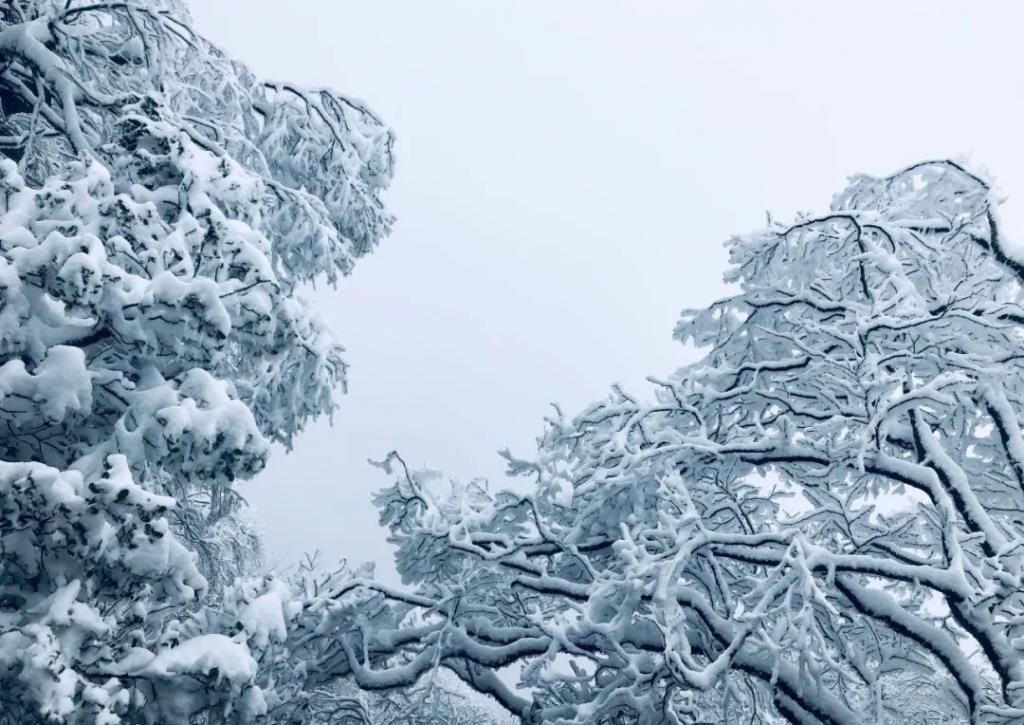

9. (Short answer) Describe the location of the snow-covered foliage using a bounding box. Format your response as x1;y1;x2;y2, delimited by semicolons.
0;1;392;722
364;161;1024;724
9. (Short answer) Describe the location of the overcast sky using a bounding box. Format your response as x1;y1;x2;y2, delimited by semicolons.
190;1;1024;583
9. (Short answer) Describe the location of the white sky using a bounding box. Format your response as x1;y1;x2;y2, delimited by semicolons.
191;0;1024;583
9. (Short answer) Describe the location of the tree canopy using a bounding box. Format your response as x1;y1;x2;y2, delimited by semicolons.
362;161;1024;725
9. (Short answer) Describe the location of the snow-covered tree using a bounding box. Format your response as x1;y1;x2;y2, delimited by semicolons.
355;161;1024;724
0;1;392;722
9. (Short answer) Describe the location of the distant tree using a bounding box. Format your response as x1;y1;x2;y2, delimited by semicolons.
218;553;517;725
0;1;392;722
354;161;1024;725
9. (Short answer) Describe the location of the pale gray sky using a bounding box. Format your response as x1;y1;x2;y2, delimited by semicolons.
191;1;1024;582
